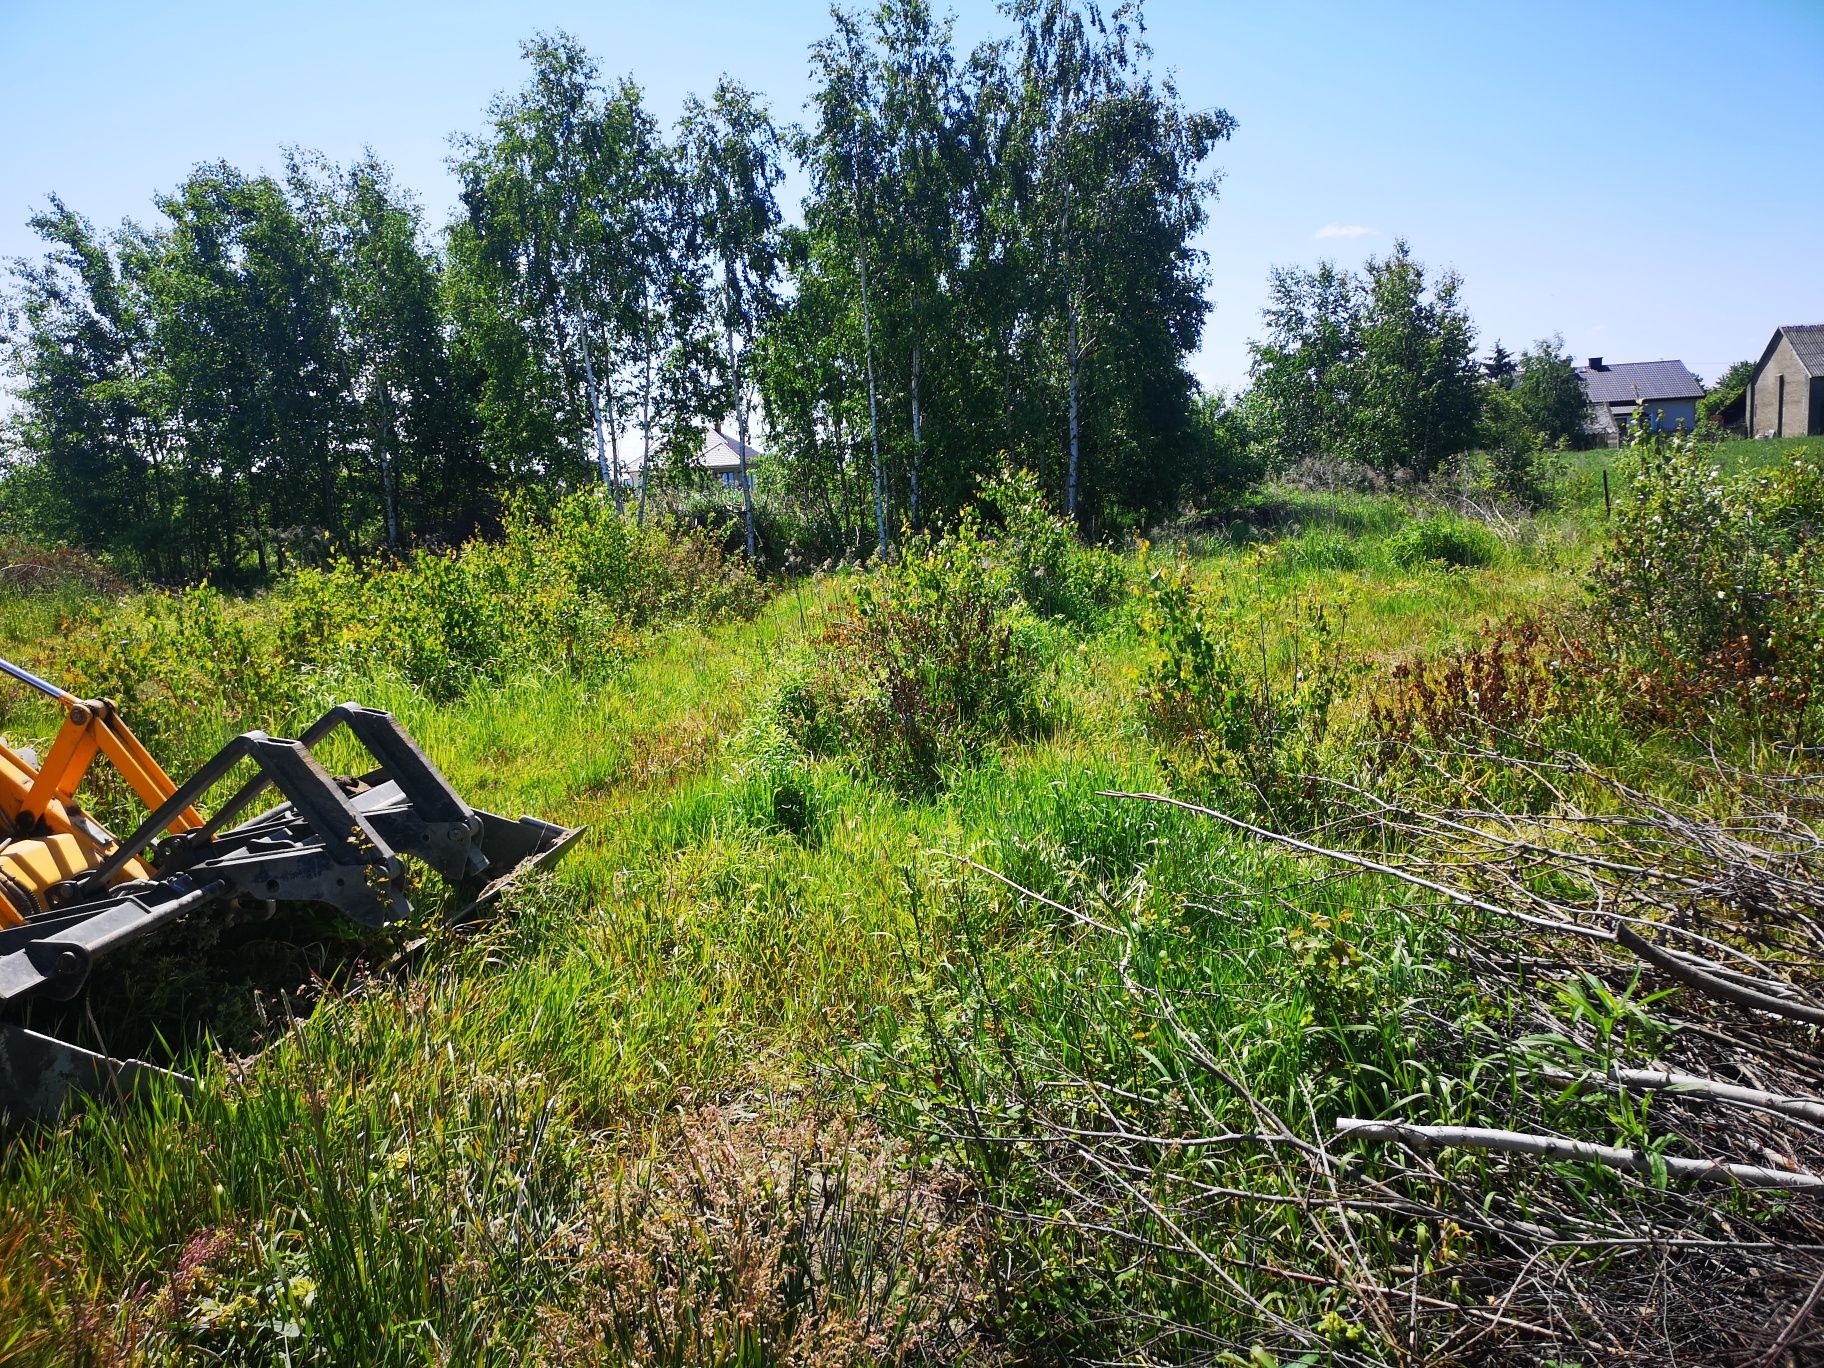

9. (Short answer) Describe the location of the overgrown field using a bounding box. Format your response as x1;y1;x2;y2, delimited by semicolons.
6;439;1824;1366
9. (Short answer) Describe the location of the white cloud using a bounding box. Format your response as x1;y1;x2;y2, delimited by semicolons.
1314;224;1374;240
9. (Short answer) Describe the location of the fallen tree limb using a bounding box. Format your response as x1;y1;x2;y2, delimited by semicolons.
1540;1067;1824;1125
1336;1117;1824;1191
1616;923;1824;1028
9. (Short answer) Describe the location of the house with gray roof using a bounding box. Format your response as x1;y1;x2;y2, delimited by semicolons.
1747;325;1824;439
1574;356;1705;446
698;428;762;491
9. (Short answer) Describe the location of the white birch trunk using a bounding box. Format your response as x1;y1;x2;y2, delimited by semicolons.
908;340;922;531
730;317;757;561
605;372;623;512
1066;286;1081;523
637;299;653;525
849;145;887;559
581;333;617;511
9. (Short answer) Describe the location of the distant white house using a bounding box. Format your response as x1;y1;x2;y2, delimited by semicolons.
698;428;762;491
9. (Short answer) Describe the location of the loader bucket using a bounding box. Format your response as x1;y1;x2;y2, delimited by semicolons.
0;698;580;1126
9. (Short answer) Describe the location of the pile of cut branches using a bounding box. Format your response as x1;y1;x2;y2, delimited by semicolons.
1137;757;1824;1363
885;753;1824;1364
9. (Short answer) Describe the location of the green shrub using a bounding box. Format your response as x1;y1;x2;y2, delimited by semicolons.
1594;435;1824;735
280;493;761;701
1135;551;1355;816
51;495;763;810
56;587;323;827
1386;512;1502;569
979;467;1125;626
671;488;845;574
784;515;1056;794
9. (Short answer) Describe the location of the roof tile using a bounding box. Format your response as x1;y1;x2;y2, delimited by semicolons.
1575;359;1705;404
1779;325;1824;376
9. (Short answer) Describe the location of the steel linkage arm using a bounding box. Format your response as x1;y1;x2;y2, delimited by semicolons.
174;703;487;887
78;730;409;926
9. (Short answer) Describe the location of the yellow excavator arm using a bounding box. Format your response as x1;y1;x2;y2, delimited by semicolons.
0;657;203;925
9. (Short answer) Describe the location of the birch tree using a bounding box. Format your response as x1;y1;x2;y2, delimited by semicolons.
680;78;785;559
874;0;963;532
455;33;619;499
806;10;889;558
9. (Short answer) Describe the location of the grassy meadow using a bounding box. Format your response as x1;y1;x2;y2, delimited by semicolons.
4;437;1824;1365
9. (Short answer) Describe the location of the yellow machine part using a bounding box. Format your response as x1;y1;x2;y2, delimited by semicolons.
0;832;102;927
0;717;168;929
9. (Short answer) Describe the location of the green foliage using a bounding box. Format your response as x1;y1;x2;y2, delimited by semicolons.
10;446;1816;1364
729;658;825;838
1475;381;1556;504
1594;433;1824;734
1249;239;1481;477
1188;387;1267;498
768;0;1238;542
671;486;844;572
679;77;787;560
1697;358;1754;431
52;494;758;812
781;514;1057;793
4;161;488;584
456;32;714;524
10;12;1251;584
1387;512;1503;569
1135;550;1354;814
761;470;1122;795
857;853;1475;1363
62;587;314;803
1483;341;1517;386
281;493;758;702
978;466;1124;626
1511;335;1587;448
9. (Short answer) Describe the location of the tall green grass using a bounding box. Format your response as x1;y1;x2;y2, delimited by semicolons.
3;456;1741;1363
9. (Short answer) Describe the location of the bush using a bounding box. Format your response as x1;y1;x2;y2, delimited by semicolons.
1186;387;1267;497
1262;527;1362;574
979;467;1124;627
1386;512;1502;569
1510;335;1587;448
0;537;124;596
58;587;321;826
51;494;764;804
781;515;1056;794
670;488;843;575
1696;359;1754;433
1475;382;1560;505
281;493;761;701
1593;434;1824;735
1367;615;1579;747
1135;550;1355;816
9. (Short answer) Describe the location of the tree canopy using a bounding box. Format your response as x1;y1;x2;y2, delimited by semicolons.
1248;240;1479;477
1510;335;1586;447
3;5;1239;577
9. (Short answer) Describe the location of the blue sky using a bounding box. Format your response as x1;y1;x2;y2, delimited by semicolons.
4;0;1820;392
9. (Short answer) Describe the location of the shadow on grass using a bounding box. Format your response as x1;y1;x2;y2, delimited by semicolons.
3;899;417;1071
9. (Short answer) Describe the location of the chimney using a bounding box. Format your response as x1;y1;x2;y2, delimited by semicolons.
1588;356;1605;371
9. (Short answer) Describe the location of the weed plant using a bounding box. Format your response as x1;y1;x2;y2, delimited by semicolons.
1385;511;1503;569
1134;547;1357;818
768;476;1115;795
